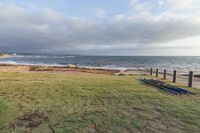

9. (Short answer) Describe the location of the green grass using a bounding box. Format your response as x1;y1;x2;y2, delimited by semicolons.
0;72;200;133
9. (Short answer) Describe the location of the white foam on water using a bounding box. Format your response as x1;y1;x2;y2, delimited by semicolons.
0;60;66;67
79;65;139;71
1;54;200;73
0;61;17;64
14;55;76;59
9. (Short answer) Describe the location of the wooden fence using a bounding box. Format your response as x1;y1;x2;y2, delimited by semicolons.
149;68;195;87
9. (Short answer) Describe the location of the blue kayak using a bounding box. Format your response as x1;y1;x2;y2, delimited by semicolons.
140;78;194;95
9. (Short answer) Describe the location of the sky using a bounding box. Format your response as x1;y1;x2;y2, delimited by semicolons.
0;0;200;55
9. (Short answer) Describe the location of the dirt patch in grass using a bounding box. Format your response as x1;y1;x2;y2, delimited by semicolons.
28;65;120;75
1;71;200;132
8;110;48;132
0;64;120;75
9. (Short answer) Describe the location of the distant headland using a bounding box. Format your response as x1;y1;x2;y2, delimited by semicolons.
0;53;16;58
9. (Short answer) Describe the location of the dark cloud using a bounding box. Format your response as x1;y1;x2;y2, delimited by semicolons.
0;3;200;55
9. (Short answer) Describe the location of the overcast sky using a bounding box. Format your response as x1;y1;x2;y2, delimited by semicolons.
0;0;200;55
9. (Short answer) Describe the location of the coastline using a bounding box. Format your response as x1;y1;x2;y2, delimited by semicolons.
0;53;16;58
0;63;200;88
0;63;148;74
0;64;122;74
0;55;200;73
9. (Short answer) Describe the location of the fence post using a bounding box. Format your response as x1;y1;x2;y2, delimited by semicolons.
188;71;193;87
173;70;176;83
150;68;153;76
163;69;166;80
156;69;158;77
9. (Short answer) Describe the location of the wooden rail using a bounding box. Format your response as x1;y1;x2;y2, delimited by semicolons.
149;68;194;87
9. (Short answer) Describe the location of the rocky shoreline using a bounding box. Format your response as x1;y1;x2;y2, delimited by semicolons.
0;64;122;74
0;53;16;58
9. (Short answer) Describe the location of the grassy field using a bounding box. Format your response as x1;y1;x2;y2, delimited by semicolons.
0;71;200;133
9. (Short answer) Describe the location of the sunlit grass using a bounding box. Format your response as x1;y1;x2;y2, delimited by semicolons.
0;72;200;132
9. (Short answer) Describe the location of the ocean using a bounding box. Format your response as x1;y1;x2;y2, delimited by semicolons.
0;53;200;72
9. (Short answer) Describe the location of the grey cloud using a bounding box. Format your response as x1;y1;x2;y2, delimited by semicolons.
0;4;200;54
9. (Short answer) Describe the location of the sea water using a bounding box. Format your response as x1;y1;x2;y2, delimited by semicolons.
0;53;200;72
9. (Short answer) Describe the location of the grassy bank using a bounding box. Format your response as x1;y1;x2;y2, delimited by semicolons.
0;71;200;133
